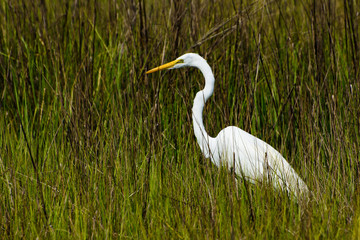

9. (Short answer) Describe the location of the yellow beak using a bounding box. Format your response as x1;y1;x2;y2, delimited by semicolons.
146;59;181;74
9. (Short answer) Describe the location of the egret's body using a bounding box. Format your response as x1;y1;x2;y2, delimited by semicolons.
147;53;308;198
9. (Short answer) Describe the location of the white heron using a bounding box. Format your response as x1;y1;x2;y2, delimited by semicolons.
146;53;309;198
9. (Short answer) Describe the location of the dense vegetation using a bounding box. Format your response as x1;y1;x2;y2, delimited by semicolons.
0;0;359;238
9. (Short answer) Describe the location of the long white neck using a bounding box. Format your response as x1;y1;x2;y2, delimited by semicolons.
192;60;215;158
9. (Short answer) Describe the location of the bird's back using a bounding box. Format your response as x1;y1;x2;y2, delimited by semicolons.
209;126;308;197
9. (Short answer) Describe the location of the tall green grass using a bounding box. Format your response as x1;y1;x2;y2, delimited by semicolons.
0;0;359;238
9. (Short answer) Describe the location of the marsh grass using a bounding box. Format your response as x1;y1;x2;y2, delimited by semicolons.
0;0;359;238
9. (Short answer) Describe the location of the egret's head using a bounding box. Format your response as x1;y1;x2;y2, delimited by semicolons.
146;53;204;74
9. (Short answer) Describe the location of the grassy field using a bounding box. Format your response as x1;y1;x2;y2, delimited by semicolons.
0;0;359;238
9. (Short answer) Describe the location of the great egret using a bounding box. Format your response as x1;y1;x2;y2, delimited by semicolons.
146;53;309;198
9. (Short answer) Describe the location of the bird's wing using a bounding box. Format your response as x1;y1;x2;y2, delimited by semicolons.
213;126;307;194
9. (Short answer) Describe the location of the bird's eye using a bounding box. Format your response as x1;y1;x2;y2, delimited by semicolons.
177;59;184;63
